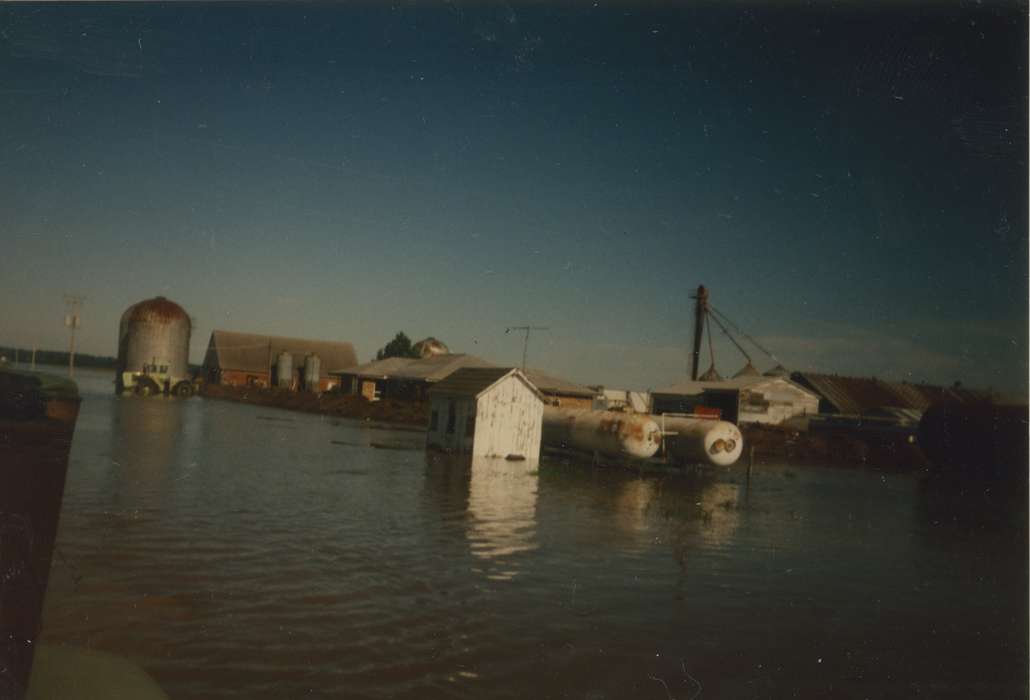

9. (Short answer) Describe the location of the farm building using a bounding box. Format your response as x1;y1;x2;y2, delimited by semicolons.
789;372;998;416
593;389;651;413
202;330;357;391
521;369;598;409
330;353;495;401
651;375;819;425
426;367;545;459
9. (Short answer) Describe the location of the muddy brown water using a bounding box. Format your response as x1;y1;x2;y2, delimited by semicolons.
38;368;1027;699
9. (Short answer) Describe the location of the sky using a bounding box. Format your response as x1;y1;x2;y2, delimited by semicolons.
1;2;1026;393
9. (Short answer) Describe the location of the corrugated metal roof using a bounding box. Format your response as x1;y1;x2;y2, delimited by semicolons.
789;372;999;414
522;368;597;398
205;330;357;374
428;367;545;401
653;375;816;398
789;373;897;414
329;356;417;379
330;353;496;382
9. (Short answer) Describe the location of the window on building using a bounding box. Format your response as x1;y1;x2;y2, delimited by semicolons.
446;401;456;434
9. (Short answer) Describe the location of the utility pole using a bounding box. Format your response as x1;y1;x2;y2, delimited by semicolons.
64;294;85;378
505;325;549;371
689;285;708;381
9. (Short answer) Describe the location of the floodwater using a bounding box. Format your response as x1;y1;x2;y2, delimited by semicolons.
38;367;1027;699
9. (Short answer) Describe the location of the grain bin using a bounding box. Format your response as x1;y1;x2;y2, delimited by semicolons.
276;351;293;389
303;354;321;391
116;296;192;396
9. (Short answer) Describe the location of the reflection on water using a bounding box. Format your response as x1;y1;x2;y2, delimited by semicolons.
37;368;1028;699
467;457;538;580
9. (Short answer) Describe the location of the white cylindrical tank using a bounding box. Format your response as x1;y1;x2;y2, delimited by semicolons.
542;408;662;460
276;352;293;388
118;297;191;381
303;354;321;391
659;415;743;467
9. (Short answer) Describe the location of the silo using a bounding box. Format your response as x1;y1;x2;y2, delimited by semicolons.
118;296;192;386
303;354;321;391
276;352;293;389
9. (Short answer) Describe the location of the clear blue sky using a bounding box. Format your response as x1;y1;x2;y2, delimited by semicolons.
1;3;1026;392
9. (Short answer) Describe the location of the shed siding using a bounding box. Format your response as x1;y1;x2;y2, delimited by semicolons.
472;377;543;459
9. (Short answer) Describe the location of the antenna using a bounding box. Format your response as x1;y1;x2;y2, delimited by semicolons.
505;325;549;371
63;294;86;378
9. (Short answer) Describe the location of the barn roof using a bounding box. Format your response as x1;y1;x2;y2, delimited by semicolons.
205;330;357;374
428;367;545;401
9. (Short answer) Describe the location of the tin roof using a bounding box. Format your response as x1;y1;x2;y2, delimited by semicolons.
789;372;999;414
330;356;418;379
330;353;496;383
522;369;597;398
652;375;817;399
204;330;357;374
428;367;545;401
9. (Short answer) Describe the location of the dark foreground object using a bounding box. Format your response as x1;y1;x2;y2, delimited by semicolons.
0;368;80;698
919;402;1029;481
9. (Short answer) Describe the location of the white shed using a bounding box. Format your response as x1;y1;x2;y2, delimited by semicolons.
426;368;545;460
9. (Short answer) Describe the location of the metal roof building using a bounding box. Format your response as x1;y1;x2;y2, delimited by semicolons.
789;372;998;415
330;353;497;401
652;375;819;425
202;330;357;391
521;369;598;409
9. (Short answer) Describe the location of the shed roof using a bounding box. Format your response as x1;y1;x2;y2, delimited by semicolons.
652;375;817;399
205;330;357;374
522;368;597;398
330;353;496;383
428;367;545;401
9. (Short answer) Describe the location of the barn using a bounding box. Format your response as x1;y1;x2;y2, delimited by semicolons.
202;330;357;391
426;367;545;460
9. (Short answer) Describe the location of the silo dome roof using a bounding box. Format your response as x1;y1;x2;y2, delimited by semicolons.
124;296;191;325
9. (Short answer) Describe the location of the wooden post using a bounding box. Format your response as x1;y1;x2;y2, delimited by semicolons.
746;445;754;489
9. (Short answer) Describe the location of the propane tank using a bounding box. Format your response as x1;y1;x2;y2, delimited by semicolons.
659;414;743;467
542;408;662;460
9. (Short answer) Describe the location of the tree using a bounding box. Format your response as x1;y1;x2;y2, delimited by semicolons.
376;331;420;360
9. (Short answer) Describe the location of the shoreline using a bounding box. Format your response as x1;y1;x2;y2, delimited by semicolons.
199;384;430;427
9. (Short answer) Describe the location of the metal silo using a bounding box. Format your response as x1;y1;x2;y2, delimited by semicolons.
303;354;321;391
276;351;293;389
116;296;192;395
